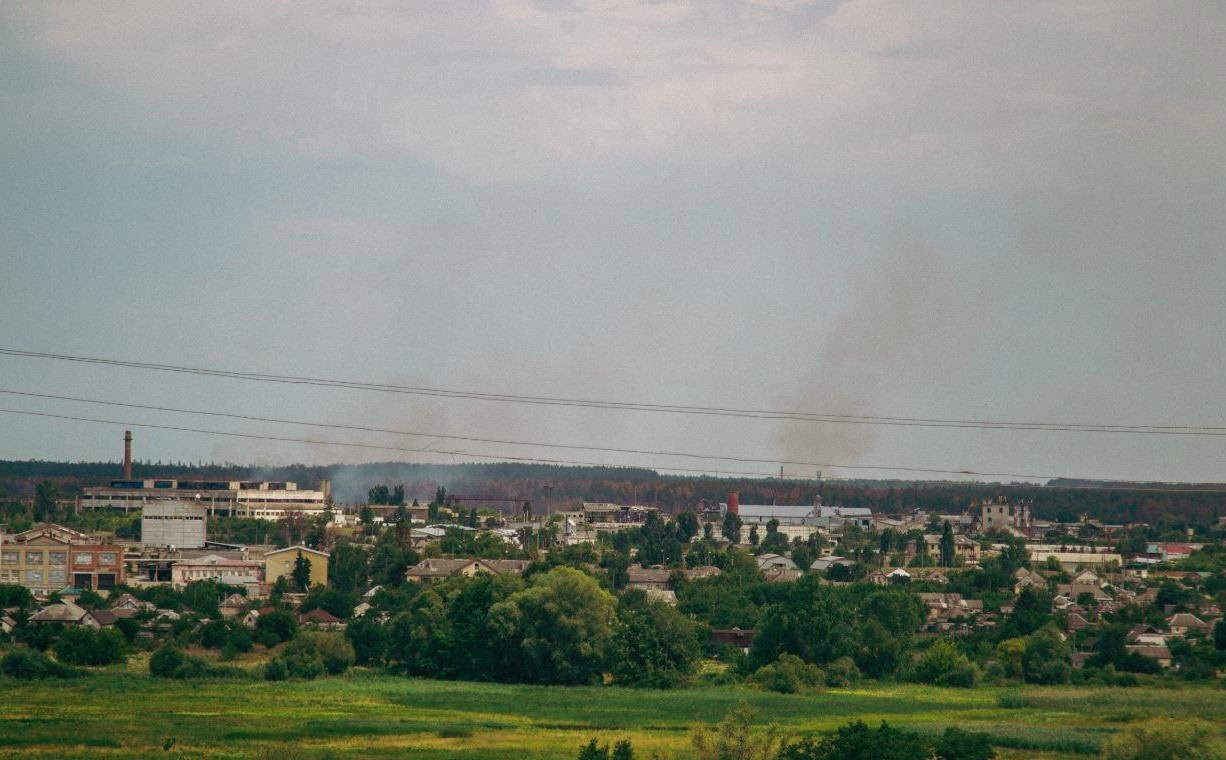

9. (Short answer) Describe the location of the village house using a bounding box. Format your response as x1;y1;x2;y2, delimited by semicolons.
299;607;345;631
627;564;672;591
28;600;92;627
1126;644;1172;668
1167;612;1212;637
756;554;797;572
404;557;530;583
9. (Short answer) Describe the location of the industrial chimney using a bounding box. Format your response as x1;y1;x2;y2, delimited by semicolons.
123;430;132;480
726;490;739;516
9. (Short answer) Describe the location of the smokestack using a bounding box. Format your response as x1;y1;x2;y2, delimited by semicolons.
726;491;739;516
123;431;132;480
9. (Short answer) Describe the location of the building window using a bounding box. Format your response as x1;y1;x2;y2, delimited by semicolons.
48;570;67;585
99;552;117;565
25;569;42;584
25;551;43;564
49;552;67;565
1;551;16;565
74;553;93;565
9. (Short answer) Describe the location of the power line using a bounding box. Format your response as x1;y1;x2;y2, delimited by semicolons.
1;346;1223;435
0;407;1052;480
0;388;1052;477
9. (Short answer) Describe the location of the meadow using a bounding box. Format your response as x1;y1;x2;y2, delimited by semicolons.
3;661;1225;760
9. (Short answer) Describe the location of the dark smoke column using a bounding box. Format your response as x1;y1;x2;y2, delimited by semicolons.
123;430;132;480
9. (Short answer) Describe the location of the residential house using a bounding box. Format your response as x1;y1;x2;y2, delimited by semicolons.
299;607;344;630
683;565;721;581
1126;644;1172;668
1013;568;1045;595
264;545;330;589
85;609;119;628
28;601;92;626
219;593;248;619
756;554;797;572
865;570;890;586
0;614;14;634
644;588;678;605
1167;613;1211;636
888;568;911;582
710;627;756;652
763;568;802;583
627;565;672;592
810;556;852;572
405;557;530;583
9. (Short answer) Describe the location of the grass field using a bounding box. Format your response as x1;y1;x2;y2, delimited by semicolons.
2;662;1224;759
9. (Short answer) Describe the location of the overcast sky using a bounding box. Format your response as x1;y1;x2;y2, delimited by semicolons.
1;1;1224;483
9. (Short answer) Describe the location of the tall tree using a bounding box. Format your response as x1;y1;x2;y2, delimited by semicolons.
292;551;313;591
939;521;956;568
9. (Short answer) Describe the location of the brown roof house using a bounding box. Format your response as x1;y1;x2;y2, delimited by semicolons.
1167;613;1211;636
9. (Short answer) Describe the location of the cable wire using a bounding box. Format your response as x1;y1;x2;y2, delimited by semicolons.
2;347;1223;434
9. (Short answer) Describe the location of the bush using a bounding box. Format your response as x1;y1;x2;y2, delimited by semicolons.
264;657;288;681
935;727;995;760
149;644;185;678
1028;660;1070;685
1;648;78;679
254;609;297;645
908;639;977;688
54;627;125;666
824;656;861;687
1102;717;1226;760
149;643;237;679
751;653;825;694
283;632;355;676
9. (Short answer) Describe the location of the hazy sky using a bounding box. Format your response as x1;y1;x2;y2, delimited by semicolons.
1;1;1224;483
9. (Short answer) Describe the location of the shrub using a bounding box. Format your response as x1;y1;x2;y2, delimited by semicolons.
283;632;355;676
909;639;977;688
254;609;297;645
149;643;236;679
149;644;186;678
1;648;78;679
751;653;825;694
1028;660;1069;686
264;657;288;681
1102;717;1226;760
55;627;125;666
824;656;861;687
934;727;994;760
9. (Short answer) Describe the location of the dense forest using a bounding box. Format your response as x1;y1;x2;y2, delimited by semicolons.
1;459;1224;525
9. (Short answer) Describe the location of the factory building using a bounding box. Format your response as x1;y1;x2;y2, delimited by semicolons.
77;432;330;520
141;500;207;548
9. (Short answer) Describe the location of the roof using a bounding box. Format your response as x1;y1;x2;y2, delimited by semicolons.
300;608;341;623
684;565;722;580
1126;644;1172;660
29;601;89;623
406;558;477;578
1168;613;1209;628
478;559;531;574
644;588;678;604
264;544;330;558
737;505;817;519
87;609;119;626
628;565;673;584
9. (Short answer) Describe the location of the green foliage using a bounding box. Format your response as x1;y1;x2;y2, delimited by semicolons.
824;656;861;687
1;648;79;679
148;644;238;679
299;587;358;620
255;609;298;645
780;721;928;760
345;615;389;665
55;627;126;666
907;639;977;688
275;632;355;678
291;552;313;592
263;657;288;681
328;541;369;593
0;583;33;608
935;727;995;760
691;703;785;760
1101;718;1226;760
610;594;703;688
750;653;825;694
577;738;634;760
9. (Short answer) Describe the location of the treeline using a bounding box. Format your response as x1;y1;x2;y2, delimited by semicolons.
5;459;1226;525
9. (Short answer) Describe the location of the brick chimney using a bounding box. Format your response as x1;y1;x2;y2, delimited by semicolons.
726;491;739;516
123;430;132;480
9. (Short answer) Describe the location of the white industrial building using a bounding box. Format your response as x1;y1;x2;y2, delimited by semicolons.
80;479;329;520
141;500;207;548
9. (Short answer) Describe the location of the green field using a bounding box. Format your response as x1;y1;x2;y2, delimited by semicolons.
2;664;1223;759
